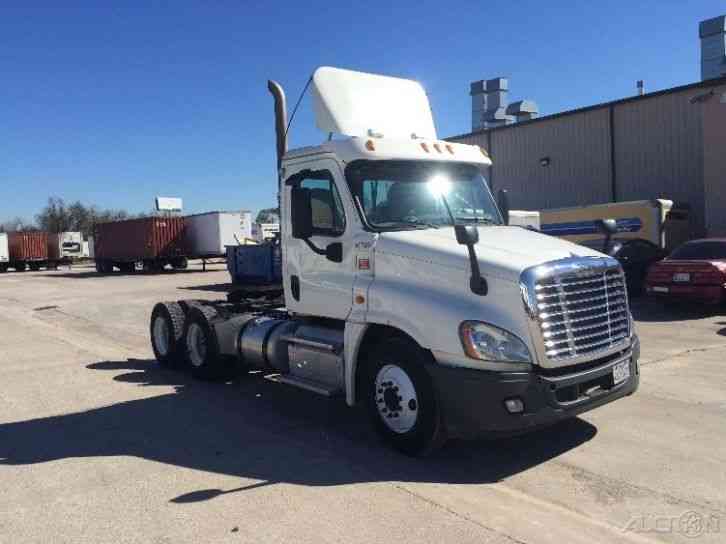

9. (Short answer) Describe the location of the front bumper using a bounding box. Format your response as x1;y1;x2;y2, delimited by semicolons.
427;338;640;439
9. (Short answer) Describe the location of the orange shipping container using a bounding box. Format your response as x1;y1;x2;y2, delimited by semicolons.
7;232;49;261
94;217;188;261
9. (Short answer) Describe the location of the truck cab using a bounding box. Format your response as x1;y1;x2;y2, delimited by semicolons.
150;67;639;455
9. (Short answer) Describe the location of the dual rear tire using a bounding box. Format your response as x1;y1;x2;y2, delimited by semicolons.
149;301;235;380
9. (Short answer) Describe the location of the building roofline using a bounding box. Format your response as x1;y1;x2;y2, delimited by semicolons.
448;75;726;140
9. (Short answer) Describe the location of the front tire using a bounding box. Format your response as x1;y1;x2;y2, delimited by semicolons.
362;336;445;456
150;302;186;367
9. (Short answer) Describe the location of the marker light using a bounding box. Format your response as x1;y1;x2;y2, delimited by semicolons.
445;144;455;154
365;139;376;151
479;147;489;157
420;142;430;153
433;143;442;153
427;175;451;197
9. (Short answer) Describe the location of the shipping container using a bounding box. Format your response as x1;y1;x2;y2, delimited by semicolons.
6;231;55;271
185;211;253;256
0;233;8;272
94;216;188;273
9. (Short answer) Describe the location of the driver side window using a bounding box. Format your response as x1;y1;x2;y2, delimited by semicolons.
299;175;346;237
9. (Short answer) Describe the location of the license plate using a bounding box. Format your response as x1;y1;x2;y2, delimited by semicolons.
613;360;631;385
652;286;669;293
673;272;690;283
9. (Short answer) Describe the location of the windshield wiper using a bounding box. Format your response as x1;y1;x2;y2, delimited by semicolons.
373;221;440;230
457;216;498;225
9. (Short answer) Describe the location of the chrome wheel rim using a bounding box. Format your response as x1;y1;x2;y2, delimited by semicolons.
187;323;207;368
153;316;170;356
375;364;419;434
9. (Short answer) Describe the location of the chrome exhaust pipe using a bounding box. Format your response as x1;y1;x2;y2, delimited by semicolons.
267;80;288;175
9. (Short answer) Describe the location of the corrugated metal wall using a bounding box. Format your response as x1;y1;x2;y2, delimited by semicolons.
451;85;712;237
702;84;726;237
613;88;704;235
491;108;612;210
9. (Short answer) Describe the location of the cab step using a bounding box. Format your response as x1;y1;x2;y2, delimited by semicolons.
267;374;342;397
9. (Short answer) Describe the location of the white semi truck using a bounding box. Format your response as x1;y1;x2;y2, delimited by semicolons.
149;67;639;455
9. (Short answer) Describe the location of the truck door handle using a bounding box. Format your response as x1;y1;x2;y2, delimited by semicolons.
291;275;300;301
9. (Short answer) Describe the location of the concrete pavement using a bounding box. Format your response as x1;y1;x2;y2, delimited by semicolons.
1;263;724;543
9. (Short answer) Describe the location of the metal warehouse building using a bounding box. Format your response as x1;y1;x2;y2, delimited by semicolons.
449;75;726;238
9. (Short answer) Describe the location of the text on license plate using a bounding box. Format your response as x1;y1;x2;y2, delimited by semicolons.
673;272;691;283
613;360;631;385
652;286;669;293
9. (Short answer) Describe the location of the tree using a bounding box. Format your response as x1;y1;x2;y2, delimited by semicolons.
34;196;142;237
0;217;34;232
256;207;280;224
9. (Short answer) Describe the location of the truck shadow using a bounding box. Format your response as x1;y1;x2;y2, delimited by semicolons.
50;268;225;280
177;283;234;293
0;358;597;504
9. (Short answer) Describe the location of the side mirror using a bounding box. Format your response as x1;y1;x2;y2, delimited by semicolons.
455;224;479;246
291;186;313;240
595;218;618;252
497;189;510;225
325;242;343;263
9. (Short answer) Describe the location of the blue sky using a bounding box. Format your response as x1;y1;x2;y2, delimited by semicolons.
1;1;722;223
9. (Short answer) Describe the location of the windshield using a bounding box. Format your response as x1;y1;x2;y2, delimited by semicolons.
346;160;502;230
668;241;726;260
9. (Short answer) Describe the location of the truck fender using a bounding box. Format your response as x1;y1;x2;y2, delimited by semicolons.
343;322;368;407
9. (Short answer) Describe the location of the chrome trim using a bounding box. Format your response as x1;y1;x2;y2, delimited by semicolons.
520;256;632;369
542;350;632;384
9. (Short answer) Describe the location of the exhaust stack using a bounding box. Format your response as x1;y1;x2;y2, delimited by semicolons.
267;80;288;174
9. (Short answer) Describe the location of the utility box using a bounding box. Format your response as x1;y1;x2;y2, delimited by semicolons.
185;211;253;256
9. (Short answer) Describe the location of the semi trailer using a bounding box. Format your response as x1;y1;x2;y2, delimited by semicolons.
94;216;189;273
3;231;58;271
149;67;640;455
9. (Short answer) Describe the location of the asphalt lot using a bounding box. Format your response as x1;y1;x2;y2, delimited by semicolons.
1;263;725;543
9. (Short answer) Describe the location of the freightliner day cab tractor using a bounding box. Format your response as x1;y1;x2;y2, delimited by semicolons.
149;67;640;455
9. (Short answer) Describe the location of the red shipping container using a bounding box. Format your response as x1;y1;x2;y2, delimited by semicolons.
7;232;49;261
95;217;188;261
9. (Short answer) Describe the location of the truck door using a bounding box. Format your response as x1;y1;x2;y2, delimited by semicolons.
283;159;356;319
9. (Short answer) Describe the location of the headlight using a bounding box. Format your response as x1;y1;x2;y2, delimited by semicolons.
459;321;532;363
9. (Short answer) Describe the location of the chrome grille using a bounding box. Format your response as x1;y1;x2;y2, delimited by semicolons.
532;262;630;362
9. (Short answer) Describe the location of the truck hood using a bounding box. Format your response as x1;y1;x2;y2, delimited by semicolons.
376;226;604;282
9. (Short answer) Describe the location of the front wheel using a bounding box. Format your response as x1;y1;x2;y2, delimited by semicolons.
362;337;445;456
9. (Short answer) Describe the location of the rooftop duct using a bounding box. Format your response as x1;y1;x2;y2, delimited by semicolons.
700;15;726;81
470;77;538;131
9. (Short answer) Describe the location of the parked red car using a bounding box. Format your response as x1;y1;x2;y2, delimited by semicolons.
646;238;726;304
